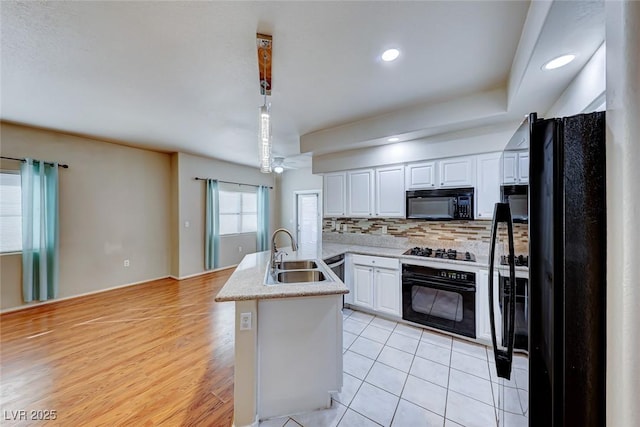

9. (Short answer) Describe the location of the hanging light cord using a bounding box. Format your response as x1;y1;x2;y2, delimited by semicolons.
262;49;269;105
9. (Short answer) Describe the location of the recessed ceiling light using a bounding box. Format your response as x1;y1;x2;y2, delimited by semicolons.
388;137;400;142
543;54;576;70
381;48;400;62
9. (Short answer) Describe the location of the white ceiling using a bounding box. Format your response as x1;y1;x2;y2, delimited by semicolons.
0;1;604;169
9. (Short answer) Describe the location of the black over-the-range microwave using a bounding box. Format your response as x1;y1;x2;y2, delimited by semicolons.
406;187;474;220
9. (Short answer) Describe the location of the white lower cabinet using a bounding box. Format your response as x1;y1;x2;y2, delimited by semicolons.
477;268;500;346
353;263;374;309
349;254;400;317
374;267;401;316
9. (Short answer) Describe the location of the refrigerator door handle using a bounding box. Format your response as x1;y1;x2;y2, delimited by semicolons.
488;202;515;380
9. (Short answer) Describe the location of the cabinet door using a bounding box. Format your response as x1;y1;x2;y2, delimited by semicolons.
373;267;400;317
517;152;529;184
347;170;374;217
352;264;374;309
477;269;502;345
476;269;491;344
439;157;475;187
502;152;518;184
375;166;405;217
343;254;354;304
405;162;436;189
323;172;346;217
475;153;502;220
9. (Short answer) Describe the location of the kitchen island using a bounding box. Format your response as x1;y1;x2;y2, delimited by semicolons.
215;248;348;427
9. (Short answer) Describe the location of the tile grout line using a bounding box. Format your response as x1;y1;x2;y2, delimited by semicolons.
343;309;509;426
388;324;428;426
383;318;406;427
350;312;400;426
485;346;501;426
337;310;390;426
442;335;454;426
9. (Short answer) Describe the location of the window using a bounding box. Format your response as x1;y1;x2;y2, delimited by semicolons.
0;172;22;253
219;190;257;235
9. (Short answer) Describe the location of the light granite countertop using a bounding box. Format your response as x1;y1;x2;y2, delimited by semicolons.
215;240;528;302
322;242;529;273
214;247;349;302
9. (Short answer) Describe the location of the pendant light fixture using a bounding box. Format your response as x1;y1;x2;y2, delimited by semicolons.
257;34;273;173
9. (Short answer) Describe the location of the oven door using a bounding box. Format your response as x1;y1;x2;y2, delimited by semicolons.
402;274;476;338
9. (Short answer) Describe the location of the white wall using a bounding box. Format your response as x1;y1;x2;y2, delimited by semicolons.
546;43;606;117
278;168;323;230
605;1;640;425
311;123;516;174
175;152;275;278
0;122;171;310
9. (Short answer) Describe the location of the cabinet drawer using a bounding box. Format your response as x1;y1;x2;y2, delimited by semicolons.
351;254;399;270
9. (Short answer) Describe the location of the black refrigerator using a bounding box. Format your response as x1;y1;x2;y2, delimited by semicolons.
488;111;606;426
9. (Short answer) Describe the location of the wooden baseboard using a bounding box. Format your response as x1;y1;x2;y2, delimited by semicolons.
169;265;237;280
0;275;173;314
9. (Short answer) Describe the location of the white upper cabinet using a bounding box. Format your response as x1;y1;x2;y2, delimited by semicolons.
347;169;374;217
439;156;476;188
476;152;502;220
502;152;518;184
375;166;405;217
405;161;436;189
323;172;346;217
503;150;528;184
518;152;529;183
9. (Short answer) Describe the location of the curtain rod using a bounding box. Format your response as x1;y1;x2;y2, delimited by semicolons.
194;177;273;189
1;156;69;169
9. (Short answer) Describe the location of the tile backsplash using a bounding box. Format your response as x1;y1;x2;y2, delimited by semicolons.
322;217;529;255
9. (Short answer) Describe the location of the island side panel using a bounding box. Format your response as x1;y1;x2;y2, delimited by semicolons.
234;299;259;427
257;295;343;420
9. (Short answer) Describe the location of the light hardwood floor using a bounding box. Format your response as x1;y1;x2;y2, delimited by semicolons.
0;269;236;426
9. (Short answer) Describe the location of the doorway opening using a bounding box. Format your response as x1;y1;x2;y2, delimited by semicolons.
293;190;322;251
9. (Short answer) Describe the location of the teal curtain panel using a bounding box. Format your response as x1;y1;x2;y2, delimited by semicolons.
21;158;60;302
205;179;220;270
257;185;270;252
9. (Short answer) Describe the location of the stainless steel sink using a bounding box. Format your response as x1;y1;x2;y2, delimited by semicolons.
276;270;327;283
264;258;334;285
276;260;318;270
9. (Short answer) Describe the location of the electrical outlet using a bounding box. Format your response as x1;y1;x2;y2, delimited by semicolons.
238;246;243;253
381;225;388;234
184;221;190;228
240;312;252;331
124;259;130;267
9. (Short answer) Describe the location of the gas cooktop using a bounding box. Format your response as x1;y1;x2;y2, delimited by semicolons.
500;254;529;267
403;247;476;262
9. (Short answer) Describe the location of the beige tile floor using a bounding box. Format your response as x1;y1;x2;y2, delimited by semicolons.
259;308;529;427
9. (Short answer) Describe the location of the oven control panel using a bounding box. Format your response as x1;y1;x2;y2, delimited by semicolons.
439;270;473;282
403;264;475;285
